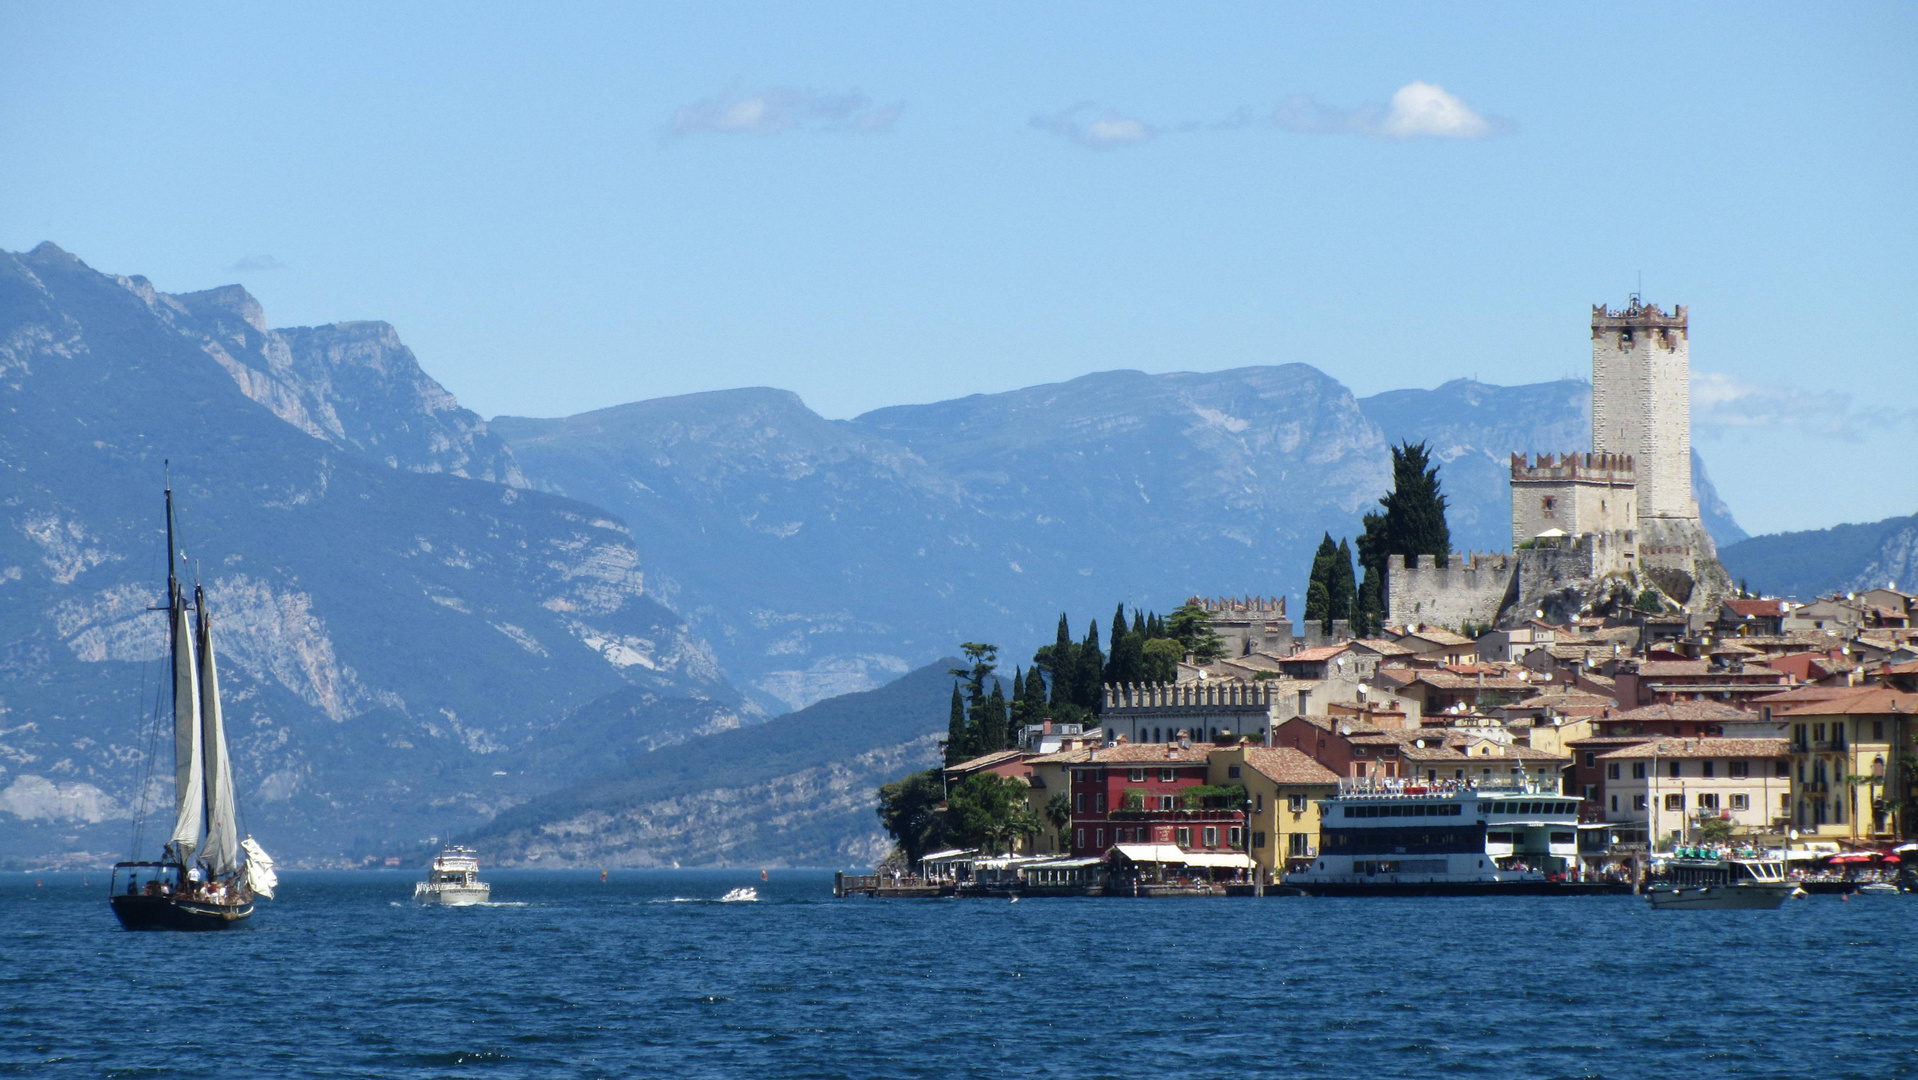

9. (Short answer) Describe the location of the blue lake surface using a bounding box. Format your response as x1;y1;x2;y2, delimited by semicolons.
2;869;1913;1079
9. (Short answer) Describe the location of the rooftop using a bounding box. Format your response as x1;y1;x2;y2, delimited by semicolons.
1596;737;1789;761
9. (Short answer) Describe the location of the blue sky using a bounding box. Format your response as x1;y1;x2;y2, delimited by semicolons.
2;3;1913;535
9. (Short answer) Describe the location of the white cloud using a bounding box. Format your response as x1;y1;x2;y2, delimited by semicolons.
1030;104;1155;149
1274;82;1507;140
1692;372;1918;441
664;87;901;141
226;254;285;272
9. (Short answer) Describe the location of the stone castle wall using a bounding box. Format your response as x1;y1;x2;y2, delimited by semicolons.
1386;553;1516;630
1509;452;1638;549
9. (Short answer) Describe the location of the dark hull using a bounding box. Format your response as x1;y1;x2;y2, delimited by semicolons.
1290;880;1634;898
110;894;252;931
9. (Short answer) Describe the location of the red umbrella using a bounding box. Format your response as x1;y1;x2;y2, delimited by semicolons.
1883;854;1902;864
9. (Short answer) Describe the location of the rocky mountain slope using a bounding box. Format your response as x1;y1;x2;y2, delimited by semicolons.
0;244;742;867
498;372;1747;712
468;659;957;868
1720;513;1918;600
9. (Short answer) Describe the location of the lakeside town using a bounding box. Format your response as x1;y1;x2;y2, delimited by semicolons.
855;300;1918;899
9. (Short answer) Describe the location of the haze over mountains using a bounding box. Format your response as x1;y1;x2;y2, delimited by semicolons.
4;243;1864;868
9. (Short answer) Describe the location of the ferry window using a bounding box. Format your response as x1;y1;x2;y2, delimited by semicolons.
1664;794;1684;811
1730;794;1749;811
1729;761;1748;778
1701;761;1715;779
1607;763;1620;780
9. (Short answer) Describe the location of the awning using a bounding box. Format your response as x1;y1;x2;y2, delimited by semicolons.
1114;843;1188;864
1827;853;1873;863
1023;857;1104;869
1180;852;1256;869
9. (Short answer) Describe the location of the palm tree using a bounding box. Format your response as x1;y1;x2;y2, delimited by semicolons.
1045;792;1071;852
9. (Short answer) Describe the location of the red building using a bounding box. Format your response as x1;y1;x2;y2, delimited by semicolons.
1067;744;1242;857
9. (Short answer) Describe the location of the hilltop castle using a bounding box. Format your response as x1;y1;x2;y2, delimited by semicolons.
1388;298;1730;628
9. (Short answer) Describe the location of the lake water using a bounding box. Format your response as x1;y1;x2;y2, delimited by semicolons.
2;870;1912;1079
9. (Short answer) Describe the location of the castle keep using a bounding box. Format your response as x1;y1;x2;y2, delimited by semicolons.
1388;298;1728;627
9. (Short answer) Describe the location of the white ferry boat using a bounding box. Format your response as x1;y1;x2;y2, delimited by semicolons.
1645;847;1793;909
1286;778;1622;896
414;846;491;906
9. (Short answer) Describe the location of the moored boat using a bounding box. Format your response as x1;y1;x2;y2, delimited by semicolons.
109;476;277;931
1285;778;1624;896
414;847;491;906
1645;846;1793;910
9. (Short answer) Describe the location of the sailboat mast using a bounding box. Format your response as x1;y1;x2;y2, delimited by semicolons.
163;470;206;865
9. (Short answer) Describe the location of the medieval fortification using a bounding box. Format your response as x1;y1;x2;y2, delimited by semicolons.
1387;298;1732;629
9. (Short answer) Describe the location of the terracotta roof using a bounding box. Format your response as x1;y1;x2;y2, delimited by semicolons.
1610;701;1753;722
1237;747;1341;785
944;749;1028;773
1407;671;1536;691
1631;660;1710;677
1596;737;1789;760
1774;687;1918;717
1348;638;1415;656
1286;644;1353;663
1565;734;1664;748
1023;749;1092;765
1401;628;1476;647
1083;744;1212;765
1722;599;1788;618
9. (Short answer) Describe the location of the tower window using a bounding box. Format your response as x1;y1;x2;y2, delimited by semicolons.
1541;495;1557;515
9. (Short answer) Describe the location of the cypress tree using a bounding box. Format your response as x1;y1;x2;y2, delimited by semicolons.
1110;604;1128;656
1131;610;1146;637
1354;510;1388;636
1304;533;1337;630
1008;666;1027;731
1074;620;1104;710
945;681;970;765
983;680;1010;750
1381;441;1451;568
1021;661;1048;724
1330;538;1357;633
1047;614;1075;709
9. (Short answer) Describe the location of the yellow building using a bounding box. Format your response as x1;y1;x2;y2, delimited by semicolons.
1207;745;1340;878
1776;686;1918;841
1020;748;1088;855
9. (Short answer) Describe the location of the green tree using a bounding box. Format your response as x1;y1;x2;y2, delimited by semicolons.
876;769;948;862
944;681;970;766
1141;638;1182;682
1020;662;1048;726
1353;510;1388;637
949;642;999;758
1045;791;1072;850
1166;601;1226;663
1330;538;1357;632
945;773;1033;854
1304;533;1337;631
1635;588;1664;614
1042;614;1075;711
1381;441;1451;569
980;679;1010;751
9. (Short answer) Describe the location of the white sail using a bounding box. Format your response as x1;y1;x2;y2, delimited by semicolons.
241;836;277;899
167;596;204;857
197;592;240;877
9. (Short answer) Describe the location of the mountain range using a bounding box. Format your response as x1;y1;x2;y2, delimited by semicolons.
2;243;1762;866
1720;513;1918;600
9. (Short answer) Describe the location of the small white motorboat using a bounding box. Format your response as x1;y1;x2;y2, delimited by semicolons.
718;887;758;903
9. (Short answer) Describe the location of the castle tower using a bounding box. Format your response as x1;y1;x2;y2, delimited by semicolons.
1591;298;1694;522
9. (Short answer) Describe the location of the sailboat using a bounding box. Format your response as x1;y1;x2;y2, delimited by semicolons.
109;478;277;931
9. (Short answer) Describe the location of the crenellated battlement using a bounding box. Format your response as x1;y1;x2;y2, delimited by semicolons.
1510;451;1635;485
1190;595;1286;617
1591;298;1688;332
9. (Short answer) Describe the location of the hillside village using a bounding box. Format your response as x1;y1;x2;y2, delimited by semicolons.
866;300;1918;896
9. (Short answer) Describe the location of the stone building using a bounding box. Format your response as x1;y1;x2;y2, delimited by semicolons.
1509;452;1638;552
1191;596;1294;657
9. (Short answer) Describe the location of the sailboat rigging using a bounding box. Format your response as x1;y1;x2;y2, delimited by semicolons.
109;475;276;930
